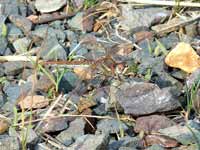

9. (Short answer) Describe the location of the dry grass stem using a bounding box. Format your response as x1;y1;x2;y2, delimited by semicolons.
118;0;200;7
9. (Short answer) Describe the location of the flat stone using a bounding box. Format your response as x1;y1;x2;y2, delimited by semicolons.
35;0;67;13
13;37;31;53
9;15;32;33
134;115;175;134
39;36;67;60
56;118;85;146
112;81;180;116
96;119;128;134
0;134;20;150
119;5;169;31
65;133;109;150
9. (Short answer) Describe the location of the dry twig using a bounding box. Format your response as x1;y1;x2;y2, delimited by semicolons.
118;0;200;7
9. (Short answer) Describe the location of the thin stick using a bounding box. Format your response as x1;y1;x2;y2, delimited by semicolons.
0;56;37;62
118;0;200;7
14;114;135;126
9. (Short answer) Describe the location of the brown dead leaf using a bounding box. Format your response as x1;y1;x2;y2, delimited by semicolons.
0;119;9;134
165;42;200;73
74;67;93;80
18;95;49;109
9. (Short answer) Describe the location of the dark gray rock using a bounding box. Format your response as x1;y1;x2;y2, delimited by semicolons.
112;81;180;116
7;23;23;42
13;37;31;53
0;134;20;150
159;32;179;50
94;104;107;116
58;71;79;93
39;118;69;133
119;5;169;31
109;136;141;150
65;133;109;150
3;82;32;103
56;118;85;146
3;61;24;76
39;36;67;60
96;119;128;134
9;15;32;33
35;0;67;13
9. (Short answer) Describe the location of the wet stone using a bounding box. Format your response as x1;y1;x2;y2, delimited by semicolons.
113;81;180;116
35;0;67;13
96;119;128;134
9;15;32;33
56;118;86;146
65;133;109;150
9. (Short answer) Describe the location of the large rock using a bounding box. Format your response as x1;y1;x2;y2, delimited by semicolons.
112;81;180;116
35;0;67;13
